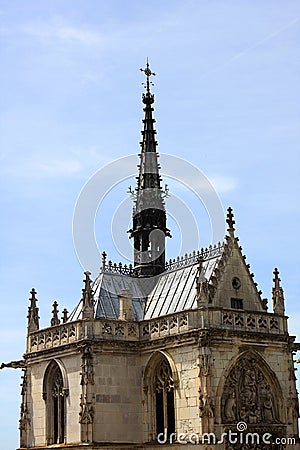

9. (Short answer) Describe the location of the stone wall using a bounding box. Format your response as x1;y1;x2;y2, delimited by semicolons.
27;352;81;446
93;351;143;443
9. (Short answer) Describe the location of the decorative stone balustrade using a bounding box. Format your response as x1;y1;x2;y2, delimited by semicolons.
139;310;195;340
93;319;139;341
27;308;285;353
29;321;81;352
216;309;285;334
28;311;198;352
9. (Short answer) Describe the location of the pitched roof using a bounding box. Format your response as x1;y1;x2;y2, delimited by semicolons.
144;253;220;319
69;244;223;322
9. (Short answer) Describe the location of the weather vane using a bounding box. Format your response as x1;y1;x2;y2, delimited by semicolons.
140;58;156;93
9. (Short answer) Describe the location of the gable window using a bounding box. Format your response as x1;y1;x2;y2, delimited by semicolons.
43;360;68;445
154;359;175;438
231;298;243;309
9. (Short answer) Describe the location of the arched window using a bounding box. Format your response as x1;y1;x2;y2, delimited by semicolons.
43;360;68;445
154;358;175;438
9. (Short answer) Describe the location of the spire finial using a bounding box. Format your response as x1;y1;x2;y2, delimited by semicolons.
226;207;235;238
62;308;68;323
27;288;39;333
273;267;280;285
82;271;94;320
50;301;60;326
84;271;92;291
101;251;107;272
140;58;156;95
272;267;285;315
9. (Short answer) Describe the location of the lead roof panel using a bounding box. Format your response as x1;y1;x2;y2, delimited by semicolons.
69;250;222;323
96;253;220;321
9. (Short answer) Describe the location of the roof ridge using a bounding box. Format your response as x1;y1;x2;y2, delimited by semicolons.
165;242;224;272
100;242;224;277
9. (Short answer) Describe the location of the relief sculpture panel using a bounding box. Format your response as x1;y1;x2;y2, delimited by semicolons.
222;353;281;425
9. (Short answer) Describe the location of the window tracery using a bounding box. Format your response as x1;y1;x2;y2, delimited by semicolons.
43;361;67;445
154;358;175;438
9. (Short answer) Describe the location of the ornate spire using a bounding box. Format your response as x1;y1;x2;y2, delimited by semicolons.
82;271;94;319
50;301;60;326
136;59;163;205
27;288;39;334
226;207;235;238
128;60;171;277
272;268;285;315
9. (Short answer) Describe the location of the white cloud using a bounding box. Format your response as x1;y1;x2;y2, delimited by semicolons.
166;174;237;195
4;158;82;178
21;16;103;45
29;159;82;177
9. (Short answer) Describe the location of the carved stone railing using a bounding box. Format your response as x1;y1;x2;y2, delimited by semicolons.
29;321;81;352
93;319;139;341
94;310;197;341
212;309;286;334
27;307;284;354
28;310;198;352
139;310;197;340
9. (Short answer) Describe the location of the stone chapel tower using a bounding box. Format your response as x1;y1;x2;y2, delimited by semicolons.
1;63;299;450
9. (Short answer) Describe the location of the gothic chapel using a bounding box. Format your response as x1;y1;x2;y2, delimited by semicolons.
2;63;300;449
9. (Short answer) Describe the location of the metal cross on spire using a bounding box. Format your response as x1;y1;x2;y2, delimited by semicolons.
140;58;156;94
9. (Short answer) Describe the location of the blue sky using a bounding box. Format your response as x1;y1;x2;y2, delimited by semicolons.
0;0;300;447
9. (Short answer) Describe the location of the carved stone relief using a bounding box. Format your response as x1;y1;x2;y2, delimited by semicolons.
19;368;30;439
222;354;280;425
80;345;94;386
199;390;214;418
198;330;210;348
79;394;94;424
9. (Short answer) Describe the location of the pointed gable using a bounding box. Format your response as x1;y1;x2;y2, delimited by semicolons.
209;208;266;312
211;240;265;312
